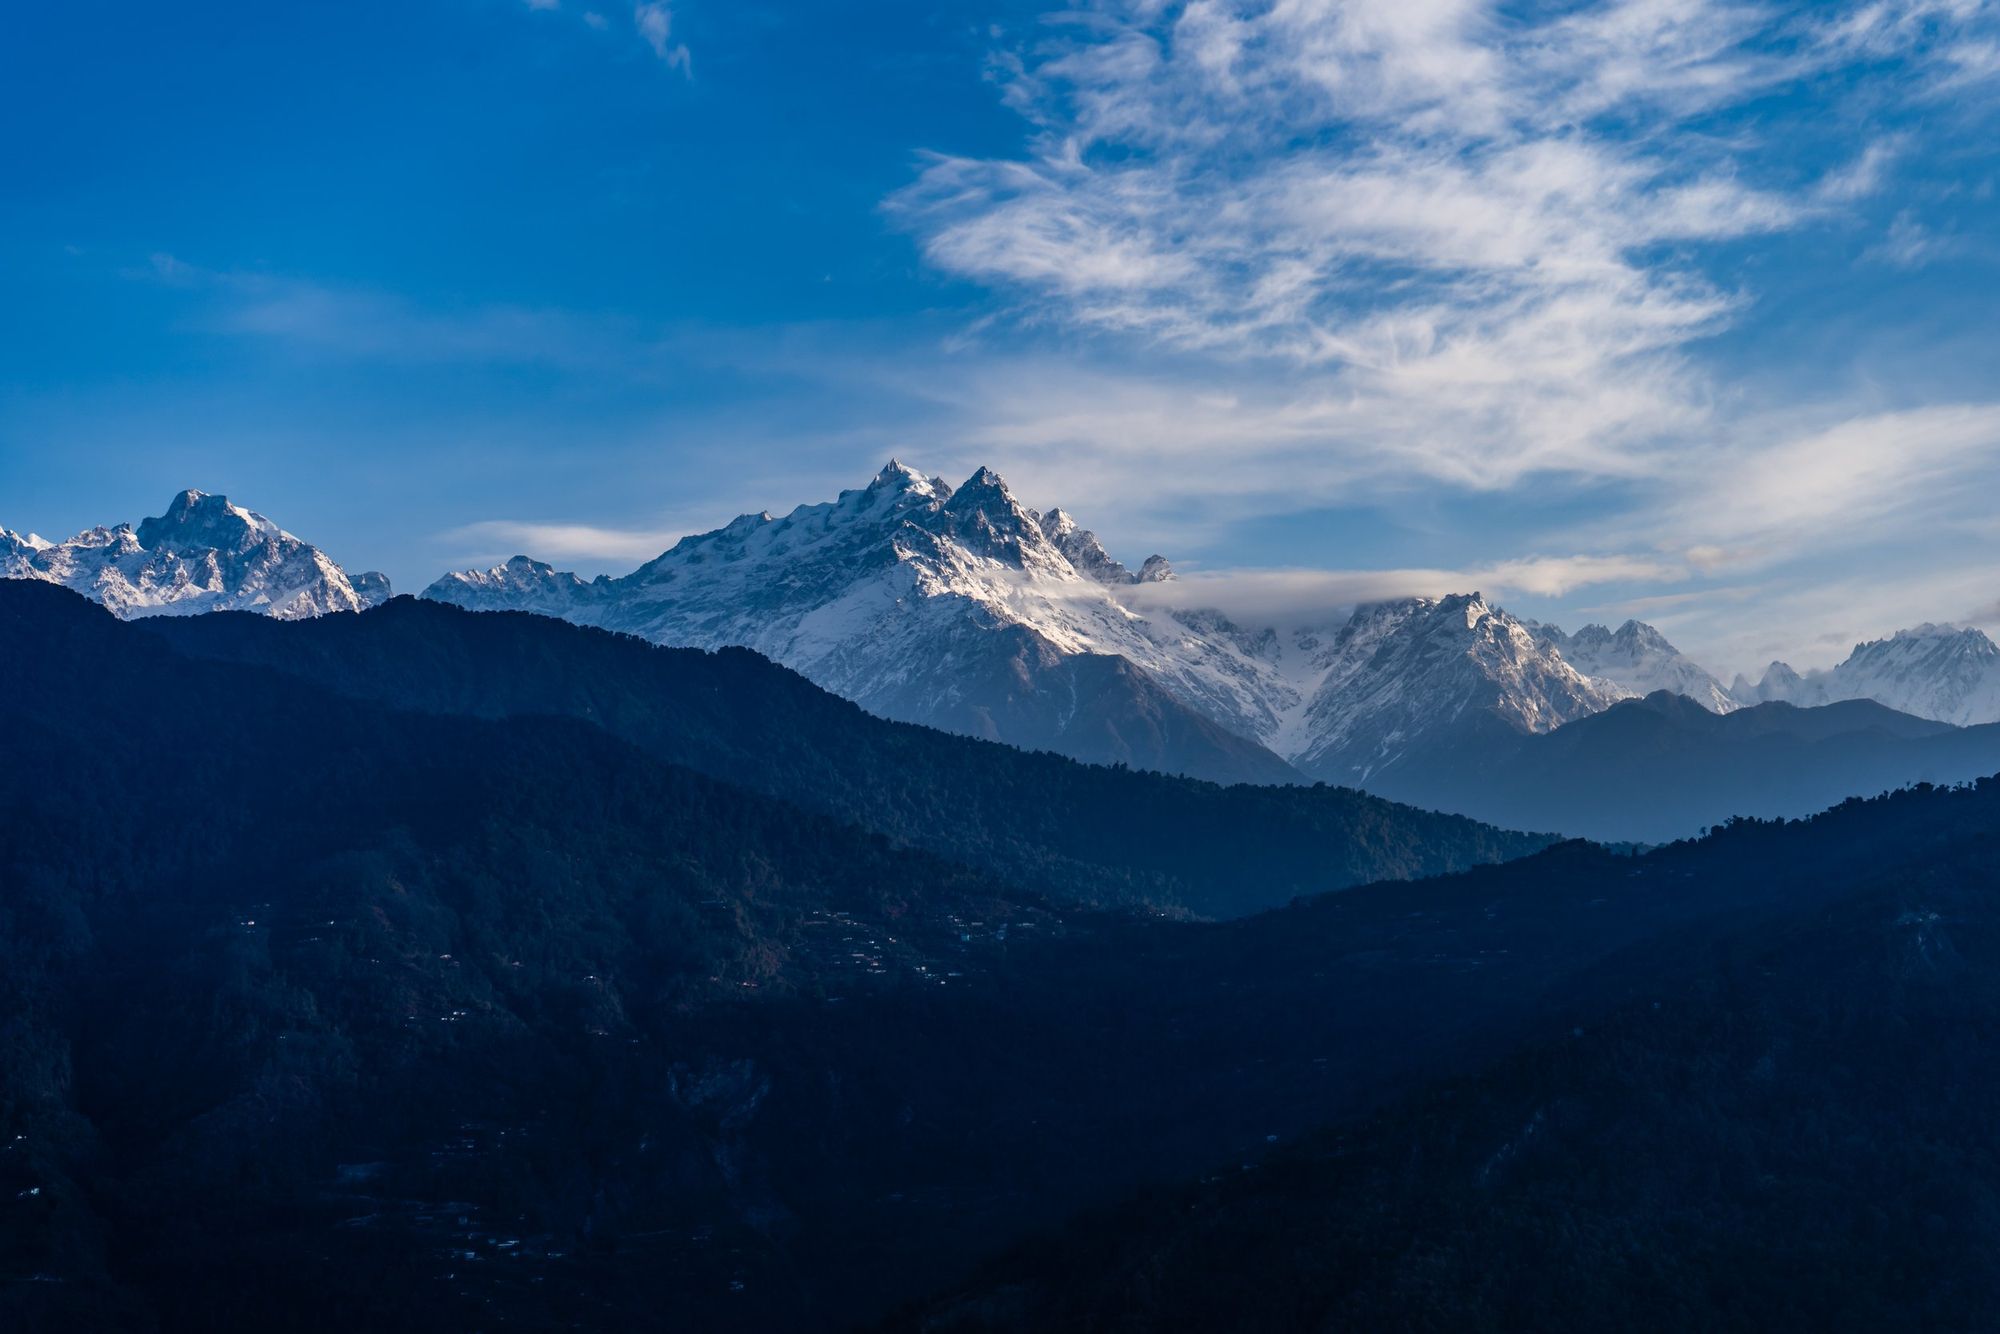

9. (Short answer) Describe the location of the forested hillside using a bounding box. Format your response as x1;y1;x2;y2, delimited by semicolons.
10;581;2000;1332
894;788;2000;1333
141;595;1547;918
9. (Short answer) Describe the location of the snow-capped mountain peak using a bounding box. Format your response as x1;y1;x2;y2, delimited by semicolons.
937;465;1060;568
1530;617;1736;713
428;555;595;617
2;491;389;620
426;462;1318;783
1290;593;1629;782
137;489;291;555
1733;661;1806;704
1035;506;1138;585
1739;622;2000;726
874;457;946;497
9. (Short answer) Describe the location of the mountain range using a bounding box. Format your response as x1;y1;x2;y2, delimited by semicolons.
10;472;2000;806
423;462;2000;788
1732;622;2000;726
422;462;1636;784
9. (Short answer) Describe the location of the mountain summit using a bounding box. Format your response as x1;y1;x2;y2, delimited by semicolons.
2;490;389;620
1296;594;1627;783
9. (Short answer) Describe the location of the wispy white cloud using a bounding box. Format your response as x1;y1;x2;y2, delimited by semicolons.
1823;0;2000;79
1865;210;1958;268
635;2;691;75
865;0;2000;674
135;256;640;368
889;0;1997;500
1111;551;1687;625
1648;404;2000;563
516;0;690;73
220;285;606;365
1816;138;1907;204
440;518;687;563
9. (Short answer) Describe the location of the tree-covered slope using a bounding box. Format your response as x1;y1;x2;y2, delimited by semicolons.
893;783;2000;1333
14;581;2000;1332
0;582;1057;1330
139;593;1549;918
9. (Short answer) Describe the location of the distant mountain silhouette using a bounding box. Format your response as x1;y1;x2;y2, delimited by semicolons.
1366;689;2000;843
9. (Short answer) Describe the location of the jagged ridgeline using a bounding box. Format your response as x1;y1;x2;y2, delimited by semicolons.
412;462;2000;792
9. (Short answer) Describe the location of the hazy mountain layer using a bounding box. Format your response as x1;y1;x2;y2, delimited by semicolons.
1735;623;2000;726
1365;689;2000;844
893;780;2000;1334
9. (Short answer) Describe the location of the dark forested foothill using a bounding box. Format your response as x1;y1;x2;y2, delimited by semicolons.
891;800;2000;1334
140;595;1550;918
7;581;2000;1332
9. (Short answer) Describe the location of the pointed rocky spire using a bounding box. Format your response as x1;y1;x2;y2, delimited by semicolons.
864;458;950;504
1036;505;1143;585
941;466;1066;568
943;466;1025;519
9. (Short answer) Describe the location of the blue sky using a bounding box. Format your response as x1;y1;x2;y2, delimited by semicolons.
4;0;1999;674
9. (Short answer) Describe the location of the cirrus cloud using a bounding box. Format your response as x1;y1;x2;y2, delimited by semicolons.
1109;551;1689;626
889;0;1997;496
440;518;690;564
